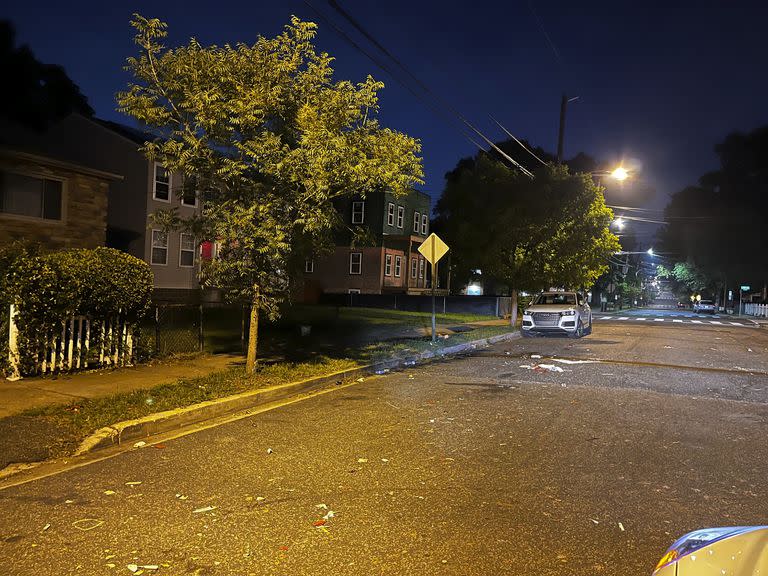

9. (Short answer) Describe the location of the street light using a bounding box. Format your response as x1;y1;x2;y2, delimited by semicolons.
646;248;654;256
611;167;629;181
613;218;625;230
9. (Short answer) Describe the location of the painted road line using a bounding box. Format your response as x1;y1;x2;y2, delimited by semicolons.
691;320;703;324
654;318;665;322
617;317;629;321
599;316;612;320
673;319;683;323
730;322;744;326
636;317;647;321
710;321;723;325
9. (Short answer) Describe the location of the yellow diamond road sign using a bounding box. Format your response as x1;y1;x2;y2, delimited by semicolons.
418;233;449;265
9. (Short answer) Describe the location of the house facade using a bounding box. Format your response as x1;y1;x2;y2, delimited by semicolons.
2;114;202;302
303;189;445;299
0;149;119;250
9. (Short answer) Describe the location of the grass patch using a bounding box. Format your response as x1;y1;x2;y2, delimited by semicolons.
21;356;359;457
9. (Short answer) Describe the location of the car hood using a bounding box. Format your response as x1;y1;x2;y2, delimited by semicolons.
671;526;768;575
525;305;578;313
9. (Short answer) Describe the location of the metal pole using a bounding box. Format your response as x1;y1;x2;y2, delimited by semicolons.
556;92;567;164
739;288;743;316
431;262;437;343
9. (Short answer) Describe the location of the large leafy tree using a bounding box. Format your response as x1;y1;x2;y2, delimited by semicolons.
434;154;619;326
117;15;423;371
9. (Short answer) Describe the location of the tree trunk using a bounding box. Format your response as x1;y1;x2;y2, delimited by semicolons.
510;288;518;328
246;285;259;374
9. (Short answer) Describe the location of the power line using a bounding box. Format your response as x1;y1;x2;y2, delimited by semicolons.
490;116;548;167
310;0;535;177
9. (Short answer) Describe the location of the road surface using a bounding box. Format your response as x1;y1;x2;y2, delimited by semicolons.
1;322;767;575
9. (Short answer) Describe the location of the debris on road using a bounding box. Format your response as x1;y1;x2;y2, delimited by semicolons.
519;364;565;373
267;448;274;454
375;369;390;375
125;481;142;487
356;377;365;382
72;518;104;531
192;506;217;514
618;522;625;532
357;458;368;463
531;354;542;359
104;490;116;495
313;519;327;527
663;346;673;349
133;441;146;448
323;510;335;521
552;358;599;365
175;493;188;500
315;503;328;510
42;523;50;531
127;565;159;573
590;519;599;525
153;443;167;449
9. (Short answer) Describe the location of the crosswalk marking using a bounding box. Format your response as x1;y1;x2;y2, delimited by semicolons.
672;319;683;323
599;316;612;320
617;317;629;321
710;321;723;325
691;320;702;324
730;322;743;326
654;318;665;322
636;317;647;321
591;314;757;328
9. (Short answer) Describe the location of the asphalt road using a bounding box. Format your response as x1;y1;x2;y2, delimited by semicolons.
2;322;767;576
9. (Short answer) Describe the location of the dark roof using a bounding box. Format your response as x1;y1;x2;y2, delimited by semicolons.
94;118;155;145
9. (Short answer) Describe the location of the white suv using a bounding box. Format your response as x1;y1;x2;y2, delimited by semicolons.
522;291;592;338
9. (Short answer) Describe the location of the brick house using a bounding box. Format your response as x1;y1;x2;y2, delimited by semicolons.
303;189;447;299
0;149;120;250
2;114;202;302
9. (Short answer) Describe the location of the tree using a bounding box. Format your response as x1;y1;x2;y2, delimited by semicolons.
656;262;712;298
117;15;423;372
0;20;93;130
434;154;619;326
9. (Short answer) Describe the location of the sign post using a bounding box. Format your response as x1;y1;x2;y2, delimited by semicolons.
418;233;450;342
739;285;750;316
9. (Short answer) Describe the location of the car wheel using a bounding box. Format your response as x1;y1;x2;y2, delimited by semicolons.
584;316;592;335
570;319;584;339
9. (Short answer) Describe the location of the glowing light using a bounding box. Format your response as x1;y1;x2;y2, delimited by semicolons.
614;218;625;229
647;248;654;256
611;167;629;181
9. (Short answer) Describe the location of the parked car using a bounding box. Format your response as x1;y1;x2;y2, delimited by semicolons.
521;291;591;338
653;525;768;575
677;301;688;309
694;299;717;314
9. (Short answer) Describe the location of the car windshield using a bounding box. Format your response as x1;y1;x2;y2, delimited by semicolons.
700;300;714;305
533;293;577;305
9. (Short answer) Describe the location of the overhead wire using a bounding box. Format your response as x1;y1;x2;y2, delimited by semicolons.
309;0;534;177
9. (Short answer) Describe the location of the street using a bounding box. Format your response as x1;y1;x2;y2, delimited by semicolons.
2;321;768;576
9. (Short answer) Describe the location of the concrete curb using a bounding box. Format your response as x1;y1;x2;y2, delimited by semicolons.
75;330;520;456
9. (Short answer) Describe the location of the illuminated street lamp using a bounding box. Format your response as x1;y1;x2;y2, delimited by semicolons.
613;218;625;230
647;248;654;256
611;166;629;181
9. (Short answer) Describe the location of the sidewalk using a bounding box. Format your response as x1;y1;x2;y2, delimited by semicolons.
0;354;244;418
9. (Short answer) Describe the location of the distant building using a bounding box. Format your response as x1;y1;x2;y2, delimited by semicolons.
1;114;202;303
0;148;119;250
302;189;448;299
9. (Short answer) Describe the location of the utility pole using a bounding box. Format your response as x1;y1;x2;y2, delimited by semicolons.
556;93;579;164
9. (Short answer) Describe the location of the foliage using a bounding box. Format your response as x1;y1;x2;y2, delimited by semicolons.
117;14;423;324
434;155;620;296
0;244;152;376
656;262;712;297
661;125;768;291
0;20;93;130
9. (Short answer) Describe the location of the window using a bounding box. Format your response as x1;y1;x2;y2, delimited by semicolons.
151;230;168;265
352;201;365;224
181;175;197;207
421;213;428;235
413;211;420;233
179;233;195;267
305;259;314;273
385;254;392;276
387;202;395;226
395;255;402;277
397;205;404;228
411;258;418;279
0;171;63;221
350;252;362;274
153;163;171;202
419;258;425;278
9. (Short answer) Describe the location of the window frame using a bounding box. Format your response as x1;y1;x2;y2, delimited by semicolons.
180;175;198;207
349;252;362;275
0;169;66;223
305;258;314;273
419;258;425;279
421;213;428;235
413;211;420;233
151;229;169;266
411;258;418;279
153;162;172;203
397;205;404;229
179;232;195;268
351;201;365;224
394;255;402;277
387;202;395;226
385;254;392;276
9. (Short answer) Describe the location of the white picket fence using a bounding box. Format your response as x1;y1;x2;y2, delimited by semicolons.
6;304;134;380
744;303;768;318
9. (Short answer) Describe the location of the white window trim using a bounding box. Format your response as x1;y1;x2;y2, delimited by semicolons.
387;202;395;226
385;254;392;276
421;213;428;235
153;162;172;203
419;258;425;278
395;255;402;277
397;205;404;228
349;252;362;275
305;258;314;273
411;258;418;279
179;232;195;268
352;201;365;224
151;229;168;266
413;211;420;233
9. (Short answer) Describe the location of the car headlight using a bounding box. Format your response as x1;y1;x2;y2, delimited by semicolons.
523;309;532;315
654;526;759;573
560;310;576;316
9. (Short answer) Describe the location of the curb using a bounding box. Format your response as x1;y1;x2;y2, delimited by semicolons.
75;330;520;456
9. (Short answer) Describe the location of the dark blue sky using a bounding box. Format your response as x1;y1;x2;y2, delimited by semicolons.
4;1;768;220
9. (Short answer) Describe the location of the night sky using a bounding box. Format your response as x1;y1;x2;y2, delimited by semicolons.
4;1;768;222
